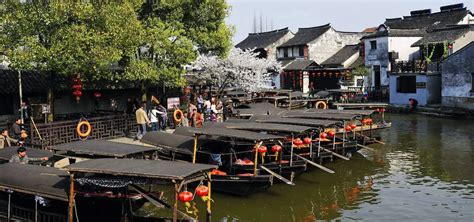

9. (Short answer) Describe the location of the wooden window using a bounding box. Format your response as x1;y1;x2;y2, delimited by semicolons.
396;76;416;93
370;40;377;50
283;48;288;57
299;46;304;57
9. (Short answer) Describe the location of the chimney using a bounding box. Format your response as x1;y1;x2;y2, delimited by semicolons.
440;3;464;12
410;9;431;16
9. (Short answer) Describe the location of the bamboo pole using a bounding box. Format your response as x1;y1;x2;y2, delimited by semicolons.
173;183;179;222
253;142;262;175
192;135;198;164
207;173;212;222
68;174;75;222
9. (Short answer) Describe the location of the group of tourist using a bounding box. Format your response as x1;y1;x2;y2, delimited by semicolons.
0;118;27;149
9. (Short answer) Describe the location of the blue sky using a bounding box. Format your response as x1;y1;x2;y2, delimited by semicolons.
226;0;473;44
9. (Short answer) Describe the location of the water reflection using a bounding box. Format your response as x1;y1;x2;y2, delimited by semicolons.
146;114;474;221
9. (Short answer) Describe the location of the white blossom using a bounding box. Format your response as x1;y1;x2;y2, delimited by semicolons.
193;48;281;93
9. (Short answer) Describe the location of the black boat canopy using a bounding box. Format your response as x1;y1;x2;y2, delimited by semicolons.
0;146;55;161
188;127;284;141
66;158;216;180
282;111;357;120
221;122;313;133
252;115;338;127
304;109;375;116
50;140;156;158
141;132;195;155
0;163;69;201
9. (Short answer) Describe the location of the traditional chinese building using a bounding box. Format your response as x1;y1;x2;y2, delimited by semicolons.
235;27;294;59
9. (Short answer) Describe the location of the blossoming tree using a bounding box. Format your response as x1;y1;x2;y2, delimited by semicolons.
194;48;281;96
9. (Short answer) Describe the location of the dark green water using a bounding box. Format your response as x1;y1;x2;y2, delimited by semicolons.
208;114;474;221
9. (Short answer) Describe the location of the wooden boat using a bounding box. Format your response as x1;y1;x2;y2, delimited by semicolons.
141;128;284;196
0;158;216;222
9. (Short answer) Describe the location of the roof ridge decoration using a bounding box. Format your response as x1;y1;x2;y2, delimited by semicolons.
298;23;331;30
248;27;289;35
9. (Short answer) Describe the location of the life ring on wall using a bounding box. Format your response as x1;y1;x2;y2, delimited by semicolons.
76;121;92;138
315;101;328;109
173;109;184;123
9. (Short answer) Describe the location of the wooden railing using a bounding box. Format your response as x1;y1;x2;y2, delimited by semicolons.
0;200;67;222
29;114;137;149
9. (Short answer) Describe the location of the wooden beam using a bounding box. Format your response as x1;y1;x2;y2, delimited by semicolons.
320;147;349;160
260;165;295;185
68;174;75;222
357;144;375;151
295;154;335;174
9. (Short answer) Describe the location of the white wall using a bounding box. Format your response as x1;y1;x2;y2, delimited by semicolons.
365;37;390;87
267;32;294;59
388;37;422;61
452;31;474;53
389;74;428;106
308;28;364;64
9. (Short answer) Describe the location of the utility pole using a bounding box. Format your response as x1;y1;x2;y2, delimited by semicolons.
253;12;257;33
18;70;24;124
265;16;268;32
259;13;263;33
271;19;274;31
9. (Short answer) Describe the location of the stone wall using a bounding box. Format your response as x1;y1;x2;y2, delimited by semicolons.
441;43;474;110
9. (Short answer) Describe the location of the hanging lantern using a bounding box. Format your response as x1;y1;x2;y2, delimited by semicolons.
380;108;385;113
448;43;453;49
328;72;333;77
93;92;102;98
271;145;282;153
195;185;209;197
319;132;327;139
272;145;282;161
350;123;357;130
293;138;303;146
257;146;267;154
317;72;321;77
72;90;83;97
178;191;194;202
72;75;83;102
322;72;327;77
303;137;312;144
327;130;335;137
367;118;373;125
345;125;352;132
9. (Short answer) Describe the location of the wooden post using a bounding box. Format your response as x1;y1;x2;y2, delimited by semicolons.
290;134;294;166
68;174;75;222
332;127;336;150
192;135;198;164
173;183;179;222
253;142;260;175
206;172;212;222
7;191;11;221
35;197;38;222
288;91;292;110
342;121;346;148
309;132;313;159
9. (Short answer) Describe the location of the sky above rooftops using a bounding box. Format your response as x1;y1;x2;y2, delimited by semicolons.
226;0;473;45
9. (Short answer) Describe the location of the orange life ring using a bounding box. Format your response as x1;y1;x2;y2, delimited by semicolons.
76;121;92;138
173;109;184;123
316;101;328;109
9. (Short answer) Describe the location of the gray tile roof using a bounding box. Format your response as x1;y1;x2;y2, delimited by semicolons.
412;25;473;46
361;28;425;39
284;60;319;70
384;8;470;32
236;28;291;49
321;44;359;66
278;24;331;47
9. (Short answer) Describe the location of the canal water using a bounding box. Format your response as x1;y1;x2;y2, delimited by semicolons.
208;114;474;221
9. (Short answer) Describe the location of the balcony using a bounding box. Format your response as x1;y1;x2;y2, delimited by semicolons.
390;60;441;73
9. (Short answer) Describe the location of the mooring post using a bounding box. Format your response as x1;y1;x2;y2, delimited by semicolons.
173;183;178;222
192;135;198;164
206;172;212;222
68;174;75;222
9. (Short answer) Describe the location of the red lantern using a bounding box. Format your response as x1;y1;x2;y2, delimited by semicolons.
448;43;453;49
293;138;303;146
195;185;209;197
93;92;102;98
271;145;282;152
178;191;193;202
345;125;352;132
72;90;83;97
257;146;267;154
72;84;82;90
303;137;312;144
327;130;335;137
350;123;357;129
367;118;373;125
380;108;385;113
362;119;369;125
319;132;327;139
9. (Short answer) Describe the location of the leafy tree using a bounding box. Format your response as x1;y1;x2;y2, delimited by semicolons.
194;48;281;96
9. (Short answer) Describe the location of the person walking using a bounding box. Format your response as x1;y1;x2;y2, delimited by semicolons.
149;106;159;131
10;147;48;164
188;102;197;127
135;102;151;140
157;104;168;131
